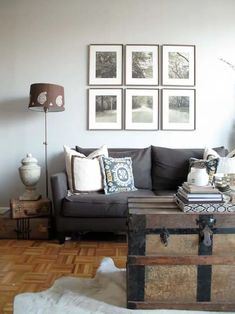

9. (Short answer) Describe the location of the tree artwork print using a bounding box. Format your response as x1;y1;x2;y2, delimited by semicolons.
132;52;153;79
89;45;122;85
96;52;117;78
125;45;158;85
95;95;117;122
132;96;153;123
162;45;195;86
169;96;189;123
168;52;189;79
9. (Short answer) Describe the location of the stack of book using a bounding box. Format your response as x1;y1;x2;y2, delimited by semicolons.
175;182;225;212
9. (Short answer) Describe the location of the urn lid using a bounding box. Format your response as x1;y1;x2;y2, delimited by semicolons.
21;153;38;165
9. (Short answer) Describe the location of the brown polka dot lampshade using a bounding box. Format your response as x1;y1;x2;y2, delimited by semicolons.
28;83;65;112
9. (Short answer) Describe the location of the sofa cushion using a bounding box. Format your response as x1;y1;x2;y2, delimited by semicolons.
151;146;226;191
76;146;152;189
204;147;235;174
71;155;104;192
64;145;108;191
62;189;155;218
100;156;137;194
64;146;84;190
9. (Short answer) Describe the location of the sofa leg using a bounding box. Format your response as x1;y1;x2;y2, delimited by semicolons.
58;233;65;244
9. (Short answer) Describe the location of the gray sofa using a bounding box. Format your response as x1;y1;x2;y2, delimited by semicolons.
50;145;226;243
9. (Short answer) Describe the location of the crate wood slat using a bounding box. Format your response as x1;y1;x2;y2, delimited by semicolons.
128;203;178;209
127;301;235;311
127;196;235;311
10;198;51;219
128;255;235;265
128;196;173;203
0;210;17;239
0;210;50;240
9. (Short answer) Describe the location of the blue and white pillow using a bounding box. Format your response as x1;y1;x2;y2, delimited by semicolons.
100;156;137;194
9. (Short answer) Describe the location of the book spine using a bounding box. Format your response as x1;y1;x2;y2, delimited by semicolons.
178;187;222;199
182;183;217;193
176;193;224;204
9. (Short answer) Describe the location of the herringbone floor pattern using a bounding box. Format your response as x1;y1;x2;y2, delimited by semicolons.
0;238;127;314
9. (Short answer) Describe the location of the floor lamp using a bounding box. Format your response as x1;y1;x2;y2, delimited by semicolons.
28;83;65;198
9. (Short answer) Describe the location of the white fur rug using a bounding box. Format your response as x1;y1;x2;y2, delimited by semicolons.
14;257;233;314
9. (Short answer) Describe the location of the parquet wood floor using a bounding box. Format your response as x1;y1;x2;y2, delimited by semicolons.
0;237;127;314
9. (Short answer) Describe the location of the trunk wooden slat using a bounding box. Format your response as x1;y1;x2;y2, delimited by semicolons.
127;196;235;311
0;210;50;239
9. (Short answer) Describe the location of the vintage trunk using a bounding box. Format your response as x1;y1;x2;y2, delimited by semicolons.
127;196;235;311
0;210;50;239
10;198;51;219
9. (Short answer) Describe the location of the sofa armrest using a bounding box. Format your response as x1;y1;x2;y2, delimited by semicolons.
50;172;68;215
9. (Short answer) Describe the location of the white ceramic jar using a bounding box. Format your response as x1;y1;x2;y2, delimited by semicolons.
19;153;41;200
187;167;209;186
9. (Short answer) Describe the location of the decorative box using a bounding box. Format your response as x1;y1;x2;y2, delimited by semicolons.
10;198;51;219
127;196;235;311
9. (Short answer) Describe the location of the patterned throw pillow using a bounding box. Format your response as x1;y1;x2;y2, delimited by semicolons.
204;147;235;174
100;156;137;194
203;147;221;160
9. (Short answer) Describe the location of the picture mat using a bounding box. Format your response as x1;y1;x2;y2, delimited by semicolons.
162;89;195;130
125;89;159;130
125;45;159;85
162;45;195;86
89;45;122;85
89;89;122;129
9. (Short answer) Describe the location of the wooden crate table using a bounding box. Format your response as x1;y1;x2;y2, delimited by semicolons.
0;209;18;239
127;196;235;311
9;198;51;240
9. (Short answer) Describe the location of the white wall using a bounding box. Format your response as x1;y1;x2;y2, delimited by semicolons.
1;0;235;205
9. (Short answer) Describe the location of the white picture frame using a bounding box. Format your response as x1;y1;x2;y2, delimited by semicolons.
162;89;195;130
89;44;123;85
162;45;195;86
125;89;159;130
125;45;159;85
88;88;123;130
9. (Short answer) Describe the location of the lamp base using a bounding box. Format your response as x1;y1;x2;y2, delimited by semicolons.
19;189;41;201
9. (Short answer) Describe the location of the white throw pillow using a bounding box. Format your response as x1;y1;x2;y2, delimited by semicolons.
216;153;235;174
204;147;235;174
63;145;108;192
71;156;103;192
203;147;220;160
216;157;235;174
227;149;235;158
64;146;84;190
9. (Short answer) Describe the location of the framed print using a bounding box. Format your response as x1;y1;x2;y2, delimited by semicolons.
162;45;195;86
89;44;123;85
125;45;159;85
125;89;159;130
162;89;195;130
88;89;122;130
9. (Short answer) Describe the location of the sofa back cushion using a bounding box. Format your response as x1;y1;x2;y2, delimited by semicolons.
76;146;152;189
151;146;226;191
65;145;108;191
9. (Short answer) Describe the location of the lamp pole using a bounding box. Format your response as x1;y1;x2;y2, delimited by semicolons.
43;108;49;198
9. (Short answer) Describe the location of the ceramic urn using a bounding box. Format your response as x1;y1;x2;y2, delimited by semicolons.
19;153;41;200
